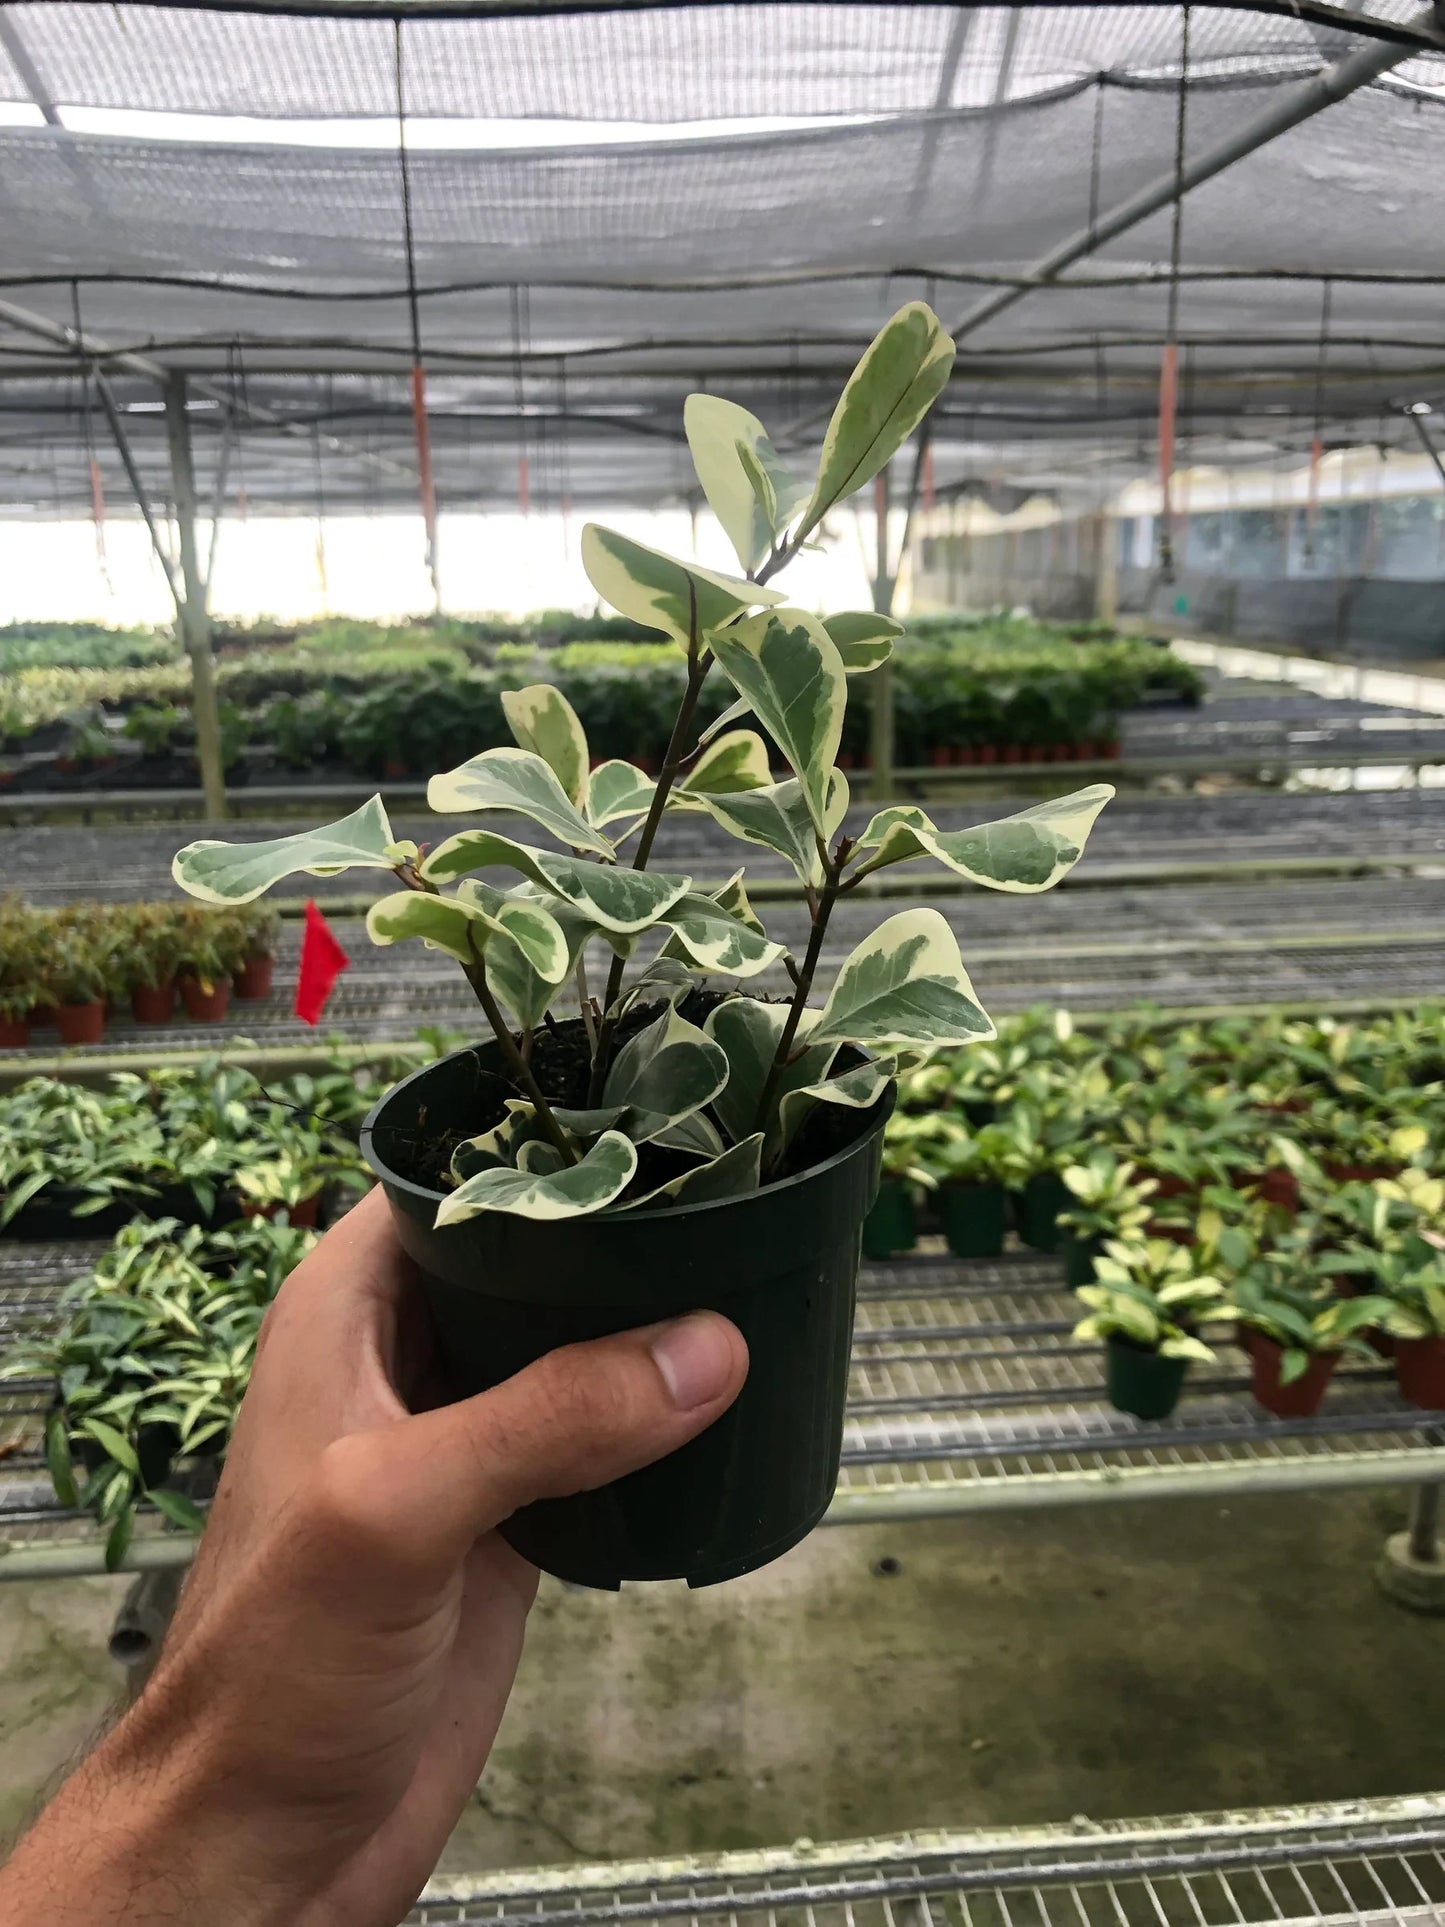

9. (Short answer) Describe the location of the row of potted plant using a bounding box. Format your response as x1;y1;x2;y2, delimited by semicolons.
0;898;281;1048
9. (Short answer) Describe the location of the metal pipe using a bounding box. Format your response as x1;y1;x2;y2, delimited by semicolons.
1408;1482;1441;1566
110;1567;184;1676
948;9;1436;345
166;372;228;822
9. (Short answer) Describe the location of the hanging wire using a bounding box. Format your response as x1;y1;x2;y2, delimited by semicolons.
394;18;440;612
1156;2;1191;583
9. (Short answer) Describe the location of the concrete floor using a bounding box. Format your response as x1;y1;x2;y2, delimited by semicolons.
0;1491;1440;1876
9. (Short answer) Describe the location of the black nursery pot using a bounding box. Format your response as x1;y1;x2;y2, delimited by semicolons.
361;1041;893;1591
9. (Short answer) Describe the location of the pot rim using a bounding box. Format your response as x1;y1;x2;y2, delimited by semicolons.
360;1037;894;1229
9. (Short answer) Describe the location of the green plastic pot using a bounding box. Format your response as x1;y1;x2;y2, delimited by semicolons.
1105;1336;1188;1422
1013;1171;1068;1252
362;1040;893;1591
862;1179;916;1260
1059;1230;1102;1291
938;1181;1007;1260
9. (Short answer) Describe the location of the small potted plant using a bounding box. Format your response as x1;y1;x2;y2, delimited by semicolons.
234;1147;329;1228
1072;1237;1223;1421
124;904;182;1025
0;898;40;1048
912;1116;1014;1260
175;907;238;1022
233;905;281;1001
172;306;1114;1588
49;929;107;1046
862;1129;924;1260
994;1094;1074;1252
1224;1258;1390;1419
1057;1152;1157;1289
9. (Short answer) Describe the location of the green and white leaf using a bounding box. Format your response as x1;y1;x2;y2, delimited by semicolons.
458;881;593;1028
652;1111;726;1158
657;891;785;978
776;1052;897;1156
709;609;846;832
366;890;568;982
586;759;656;830
809;908;995;1052
675;729;772;799
683;394;807;571
797;302;955;537
422;830;692;935
436;1131;636;1226
823;610;903;673
173;795;397;904
427;747;614;857
694;693;754;748
501;684;590;811
602;1004;729;1143
857;786;1115;891
704;998;834;1148
580;523;783;646
621;1133;766;1212
694;769;849;888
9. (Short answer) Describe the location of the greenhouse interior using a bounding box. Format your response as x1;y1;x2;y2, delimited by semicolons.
1;0;1444;1920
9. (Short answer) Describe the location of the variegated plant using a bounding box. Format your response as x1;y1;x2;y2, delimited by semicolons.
173;305;1114;1227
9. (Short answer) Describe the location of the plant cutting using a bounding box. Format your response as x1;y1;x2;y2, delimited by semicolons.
48;925;107;1046
862;1128;925;1260
171;305;1114;1588
122;903;183;1023
233;905;281;1000
1057;1152;1158;1289
909;1114;1015;1260
1222;1253;1391;1419
175;905;241;1021
1073;1236;1222;1421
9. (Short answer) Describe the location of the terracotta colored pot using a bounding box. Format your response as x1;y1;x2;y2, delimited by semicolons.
1100;739;1123;760
180;975;231;1022
1395;1336;1445;1411
930;746;952;768
234;953;275;1001
241;1193;320;1229
1049;744;1073;762
1334;1275;1394;1358
976;744;998;765
0;1015;29;1049
1231;1166;1299;1214
1248;1335;1337;1418
383;757;411;780
1150;1173;1196;1202
1073;741;1096;761
1023;743;1046;763
56;1000;105;1046
1323;1160;1398;1183
130;978;176;1024
29;1003;59;1028
1001;744;1024;764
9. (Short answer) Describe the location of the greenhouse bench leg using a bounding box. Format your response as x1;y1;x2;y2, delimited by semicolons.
112;1567;185;1698
1376;1481;1445;1615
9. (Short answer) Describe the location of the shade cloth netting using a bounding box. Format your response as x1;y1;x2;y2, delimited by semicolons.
0;2;1441;514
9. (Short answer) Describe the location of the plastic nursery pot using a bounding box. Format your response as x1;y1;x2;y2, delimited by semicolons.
1013;1171;1069;1252
1059;1229;1103;1291
362;1040;894;1590
28;1003;59;1029
861;1179;916;1260
240;1193;320;1228
1333;1276;1394;1359
1105;1335;1188;1422
130;977;176;1025
56;1000;105;1047
1248;1336;1337;1419
0;1015;29;1049
233;953;275;1001
179;975;231;1022
938;1181;1007;1261
1395;1337;1445;1411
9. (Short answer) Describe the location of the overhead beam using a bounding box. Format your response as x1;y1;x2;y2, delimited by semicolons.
948;6;1436;345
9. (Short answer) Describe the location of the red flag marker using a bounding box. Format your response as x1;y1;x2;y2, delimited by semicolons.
294;899;350;1026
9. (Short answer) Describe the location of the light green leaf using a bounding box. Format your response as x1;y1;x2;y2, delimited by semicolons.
501;684;590;811
421;831;691;935
602;1004;729;1143
823;611;903;673
810;908;995;1052
676;729;773;798
652;1111;726;1157
79;1418;139;1477
695;693;754;749
451;1102;550;1183
173;794;396;904
709;609;846;832
657;893;785;979
45;1410;78;1509
776;1053;897;1156
460;882;593;1029
148;1488;208;1534
436;1131;637;1226
105;1505;135;1573
797;302;955;538
704;998;835;1148
693;769;849;888
365;890;568;983
427;747;614;856
580;523;784;646
684;394;807;570
587;759;656;830
621;1133;766;1211
857;786;1115;891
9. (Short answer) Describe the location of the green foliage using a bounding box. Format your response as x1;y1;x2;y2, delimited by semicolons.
1073;1237;1223;1362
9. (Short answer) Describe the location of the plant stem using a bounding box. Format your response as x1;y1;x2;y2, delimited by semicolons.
463;935;578;1166
575;954;597;1053
752;852;845;1136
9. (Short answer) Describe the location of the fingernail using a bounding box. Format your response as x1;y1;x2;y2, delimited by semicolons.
650;1314;736;1412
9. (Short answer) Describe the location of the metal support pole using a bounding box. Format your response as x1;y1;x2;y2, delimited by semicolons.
868;463;896;798
1095;510;1119;624
93;370;181;605
1377;1478;1445;1614
1408;1481;1440;1565
166;372;228;822
1407;408;1445;491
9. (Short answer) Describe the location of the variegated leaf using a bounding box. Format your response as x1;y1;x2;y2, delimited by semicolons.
501;684;590;810
776;1053;897;1155
657;892;785;978
580;523;783;646
676;728;773;799
365;890;568;981
173;795;397;905
857;786;1114;892
693;769;849;887
823;610;903;673
709;609;846;833
620;1133;766;1212
459;881;593;1028
587;759;656;829
427;747;613;856
809;908;995;1052
421;830;692;935
704;998;835;1148
601;1004;729;1143
684;394;807;570
436;1131;636;1226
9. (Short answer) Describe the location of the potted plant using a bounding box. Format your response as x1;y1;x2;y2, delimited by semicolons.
124;904;183;1024
1224;1259;1390;1419
233;1147;330;1228
233;905;281;1001
0;898;40;1048
994;1096;1072;1252
911;1116;1014;1260
175;907;239;1021
171;306;1115;1589
1375;1248;1445;1410
1057;1152;1157;1289
1073;1237;1222;1420
862;1130;924;1260
49;928;107;1046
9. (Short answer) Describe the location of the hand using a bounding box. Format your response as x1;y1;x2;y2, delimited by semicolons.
0;1187;747;1926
